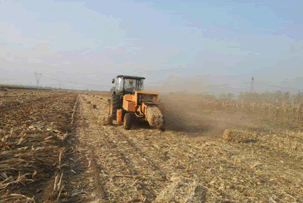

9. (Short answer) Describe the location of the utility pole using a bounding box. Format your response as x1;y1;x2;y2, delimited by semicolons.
250;76;254;92
35;72;42;87
57;75;62;89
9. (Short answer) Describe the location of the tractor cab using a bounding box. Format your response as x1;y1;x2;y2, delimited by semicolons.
111;75;145;95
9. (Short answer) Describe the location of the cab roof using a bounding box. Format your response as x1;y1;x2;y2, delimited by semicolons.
116;75;145;80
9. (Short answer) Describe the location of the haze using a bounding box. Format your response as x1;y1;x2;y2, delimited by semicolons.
1;0;303;94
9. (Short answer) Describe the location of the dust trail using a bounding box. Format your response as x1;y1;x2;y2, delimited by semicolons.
146;76;266;136
160;93;264;136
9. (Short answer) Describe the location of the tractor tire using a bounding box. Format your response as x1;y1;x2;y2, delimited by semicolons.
123;113;132;130
108;99;111;115
109;94;121;120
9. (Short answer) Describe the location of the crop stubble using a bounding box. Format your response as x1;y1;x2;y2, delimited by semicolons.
1;91;303;202
0;91;79;202
76;93;303;202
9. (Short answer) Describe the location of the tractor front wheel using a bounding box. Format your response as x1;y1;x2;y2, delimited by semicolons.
123;113;132;130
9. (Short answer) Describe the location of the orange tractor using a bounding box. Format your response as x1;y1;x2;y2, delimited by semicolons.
108;75;165;130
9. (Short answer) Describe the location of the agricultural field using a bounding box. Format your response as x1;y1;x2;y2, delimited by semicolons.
0;89;303;202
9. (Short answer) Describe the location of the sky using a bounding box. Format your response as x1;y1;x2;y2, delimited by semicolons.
0;0;303;93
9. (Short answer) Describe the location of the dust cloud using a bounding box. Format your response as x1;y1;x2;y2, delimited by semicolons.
160;94;265;136
155;78;263;136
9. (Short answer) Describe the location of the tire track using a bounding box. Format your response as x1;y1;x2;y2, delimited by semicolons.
78;97;111;202
84;94;167;178
113;128;167;179
102;128;158;201
80;95;162;202
80;94;150;202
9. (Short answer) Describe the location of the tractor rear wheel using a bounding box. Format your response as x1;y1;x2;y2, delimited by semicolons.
109;94;121;120
123;113;132;130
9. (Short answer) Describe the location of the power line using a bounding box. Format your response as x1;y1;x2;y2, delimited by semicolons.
250;76;254;92
42;73;110;87
35;72;42;87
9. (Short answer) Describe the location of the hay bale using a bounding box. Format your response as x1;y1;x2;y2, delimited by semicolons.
222;129;258;143
100;116;112;125
222;129;237;141
146;106;165;130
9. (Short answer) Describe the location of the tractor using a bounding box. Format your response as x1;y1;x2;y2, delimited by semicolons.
108;75;165;131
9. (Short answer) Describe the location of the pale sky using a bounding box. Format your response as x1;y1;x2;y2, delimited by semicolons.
1;0;303;93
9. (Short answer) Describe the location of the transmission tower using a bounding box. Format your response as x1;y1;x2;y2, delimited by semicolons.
250;76;254;92
35;72;42;87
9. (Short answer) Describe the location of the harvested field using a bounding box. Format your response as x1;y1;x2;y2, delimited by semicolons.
1;90;302;202
0;90;78;202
